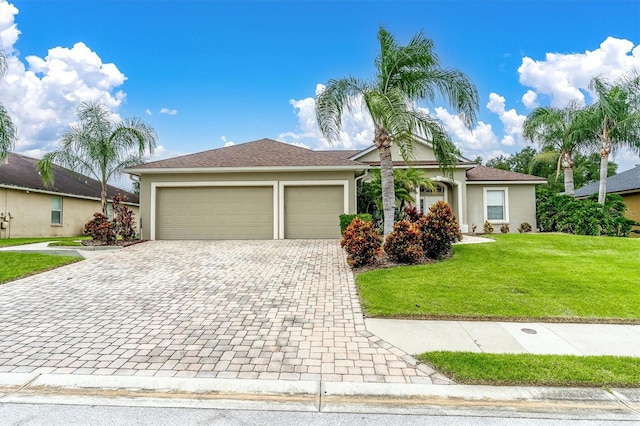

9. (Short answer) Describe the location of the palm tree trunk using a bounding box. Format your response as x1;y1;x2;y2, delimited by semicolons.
101;182;108;216
561;152;575;196
598;136;611;205
376;127;395;237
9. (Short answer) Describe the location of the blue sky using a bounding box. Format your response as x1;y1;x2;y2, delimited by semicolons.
1;0;640;186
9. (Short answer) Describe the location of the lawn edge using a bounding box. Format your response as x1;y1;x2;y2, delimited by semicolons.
361;313;640;325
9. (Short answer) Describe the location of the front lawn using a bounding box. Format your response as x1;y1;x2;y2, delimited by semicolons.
0;252;80;284
357;234;640;322
419;352;640;387
0;236;87;247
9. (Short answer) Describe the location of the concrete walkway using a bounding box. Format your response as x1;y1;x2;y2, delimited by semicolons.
366;319;640;356
0;241;120;259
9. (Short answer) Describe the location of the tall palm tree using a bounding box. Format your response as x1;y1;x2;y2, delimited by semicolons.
586;73;640;204
37;101;157;214
316;27;478;235
522;103;593;195
0;52;17;161
362;168;435;218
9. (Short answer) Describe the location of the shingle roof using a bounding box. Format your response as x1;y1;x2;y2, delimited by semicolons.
321;150;363;160
466;165;546;182
574;166;640;197
130;139;364;170
0;153;139;204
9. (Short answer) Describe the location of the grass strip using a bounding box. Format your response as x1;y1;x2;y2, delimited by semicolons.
0;252;80;284
0;236;88;247
419;351;640;387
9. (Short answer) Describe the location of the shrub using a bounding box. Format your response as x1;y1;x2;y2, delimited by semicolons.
341;217;381;267
419;201;462;259
471;224;477;234
500;223;510;234
402;205;424;223
483;220;494;234
518;222;532;233
112;193;137;241
536;188;633;237
83;213;116;245
383;220;424;264
339;213;373;234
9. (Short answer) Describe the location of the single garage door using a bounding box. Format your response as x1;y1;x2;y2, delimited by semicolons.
284;185;344;239
156;186;273;240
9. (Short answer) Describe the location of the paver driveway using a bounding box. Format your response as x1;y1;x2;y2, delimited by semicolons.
0;240;449;384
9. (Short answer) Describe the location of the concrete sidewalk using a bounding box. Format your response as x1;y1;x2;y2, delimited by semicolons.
0;241;121;259
366;319;640;356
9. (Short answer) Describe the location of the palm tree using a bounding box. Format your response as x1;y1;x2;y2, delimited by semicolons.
586;73;640;204
522;103;593;195
0;52;17;161
37;101;157;214
316;27;478;235
360;168;434;219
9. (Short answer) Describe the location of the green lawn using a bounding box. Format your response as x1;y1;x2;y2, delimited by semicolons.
357;234;640;322
0;252;80;284
419;352;640;387
0;236;87;247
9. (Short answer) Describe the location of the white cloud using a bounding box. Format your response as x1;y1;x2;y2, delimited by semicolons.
433;107;498;153
221;135;235;147
518;37;640;107
145;109;152;116
486;93;526;147
159;107;177;115
0;0;127;155
521;90;538;109
279;83;374;150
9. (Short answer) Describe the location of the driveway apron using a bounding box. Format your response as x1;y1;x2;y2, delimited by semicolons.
0;240;447;384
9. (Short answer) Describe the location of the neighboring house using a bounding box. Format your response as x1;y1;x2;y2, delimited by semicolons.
574;165;640;237
125;138;545;240
0;153;139;238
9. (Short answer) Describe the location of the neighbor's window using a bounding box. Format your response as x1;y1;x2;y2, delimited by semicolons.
485;189;506;222
51;196;62;225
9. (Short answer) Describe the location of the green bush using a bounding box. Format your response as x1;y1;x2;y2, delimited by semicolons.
536;188;633;237
418;201;462;260
340;217;381;267
339;213;373;234
517;222;532;233
383;220;424;264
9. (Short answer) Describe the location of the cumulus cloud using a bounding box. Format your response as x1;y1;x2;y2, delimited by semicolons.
145;109;152;116
433;107;498;151
518;37;640;107
159;107;177;115
279;83;374;150
0;0;127;154
486;93;526;147
221;135;235;147
521;90;538;109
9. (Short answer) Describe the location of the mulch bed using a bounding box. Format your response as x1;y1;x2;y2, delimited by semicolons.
350;251;437;273
81;240;147;248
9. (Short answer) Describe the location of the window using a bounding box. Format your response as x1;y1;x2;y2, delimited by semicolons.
107;203;114;221
51;197;62;225
484;188;508;223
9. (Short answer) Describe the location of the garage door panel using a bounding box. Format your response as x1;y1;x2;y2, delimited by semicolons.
156;186;273;240
284;186;343;239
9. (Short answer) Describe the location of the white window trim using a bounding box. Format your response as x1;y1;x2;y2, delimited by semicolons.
278;180;349;239
483;187;509;224
51;196;62;226
150;181;278;240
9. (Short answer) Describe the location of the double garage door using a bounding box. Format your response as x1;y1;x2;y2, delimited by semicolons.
155;185;344;240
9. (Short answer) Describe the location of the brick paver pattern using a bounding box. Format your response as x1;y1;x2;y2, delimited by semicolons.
0;240;450;384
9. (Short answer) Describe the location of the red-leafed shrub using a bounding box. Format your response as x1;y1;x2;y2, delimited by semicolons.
419;201;462;260
341;217;381;267
83;213;116;245
112;193;137;241
402;205;424;223
383;220;424;264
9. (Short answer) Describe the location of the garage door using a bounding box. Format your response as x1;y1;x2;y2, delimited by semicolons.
156;186;273;240
284;186;343;239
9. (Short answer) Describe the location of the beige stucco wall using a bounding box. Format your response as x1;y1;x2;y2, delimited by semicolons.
0;187;140;239
138;171;356;240
466;184;538;234
623;192;640;237
356;142;438;162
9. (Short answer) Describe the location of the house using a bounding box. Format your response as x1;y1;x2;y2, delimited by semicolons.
125;138;546;240
574;165;640;237
0;153;139;238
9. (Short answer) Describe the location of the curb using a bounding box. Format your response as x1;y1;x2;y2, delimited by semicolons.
1;373;638;420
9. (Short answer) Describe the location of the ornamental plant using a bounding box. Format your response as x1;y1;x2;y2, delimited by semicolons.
83;213;116;245
483;220;494;234
341;217;381;267
518;222;532;233
419;201;462;259
383;220;424;264
112;193;137;241
500;223;510;234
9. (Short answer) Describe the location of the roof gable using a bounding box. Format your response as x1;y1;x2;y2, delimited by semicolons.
574;166;640;197
466;165;547;182
129;138;364;170
0;153;139;203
